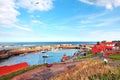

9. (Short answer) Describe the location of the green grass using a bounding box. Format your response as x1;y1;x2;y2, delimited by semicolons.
76;51;101;60
109;54;120;60
88;65;120;80
0;64;44;80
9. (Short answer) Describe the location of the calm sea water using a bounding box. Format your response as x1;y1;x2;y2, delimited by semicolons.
0;42;96;66
0;49;77;66
0;42;96;46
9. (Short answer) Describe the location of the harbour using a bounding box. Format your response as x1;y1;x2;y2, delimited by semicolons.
0;49;78;66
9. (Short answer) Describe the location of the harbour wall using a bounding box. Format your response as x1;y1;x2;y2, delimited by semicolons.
0;44;94;60
0;44;78;59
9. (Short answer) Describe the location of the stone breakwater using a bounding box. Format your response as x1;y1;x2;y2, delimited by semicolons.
0;44;80;59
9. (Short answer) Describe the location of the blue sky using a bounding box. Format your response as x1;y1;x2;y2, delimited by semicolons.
0;0;120;42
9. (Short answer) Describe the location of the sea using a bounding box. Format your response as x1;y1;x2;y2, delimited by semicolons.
0;42;96;66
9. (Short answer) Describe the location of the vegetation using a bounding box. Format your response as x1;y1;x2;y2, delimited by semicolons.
0;64;44;80
76;51;101;60
109;54;120;60
1;52;120;80
50;60;120;80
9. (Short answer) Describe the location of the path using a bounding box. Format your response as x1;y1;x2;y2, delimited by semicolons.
11;54;120;80
11;61;82;80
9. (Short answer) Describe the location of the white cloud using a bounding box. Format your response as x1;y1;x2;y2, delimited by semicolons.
94;17;120;27
16;0;54;12
0;0;19;26
79;0;120;10
89;30;120;41
0;0;54;32
114;0;120;7
0;30;50;42
31;20;43;24
79;11;120;27
0;0;33;31
14;25;32;31
80;20;92;24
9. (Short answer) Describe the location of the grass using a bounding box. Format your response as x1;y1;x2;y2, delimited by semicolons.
109;54;120;60
88;66;120;80
109;54;120;62
76;51;101;60
0;64;44;80
50;53;120;80
50;60;120;80
116;66;120;79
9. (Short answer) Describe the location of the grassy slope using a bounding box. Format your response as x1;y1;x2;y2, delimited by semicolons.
50;52;120;80
76;51;101;60
109;54;120;60
50;59;120;80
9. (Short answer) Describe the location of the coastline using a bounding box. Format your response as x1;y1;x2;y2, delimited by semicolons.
0;44;94;60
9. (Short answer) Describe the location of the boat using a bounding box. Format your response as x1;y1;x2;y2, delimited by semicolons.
42;53;48;58
41;51;46;53
61;54;69;62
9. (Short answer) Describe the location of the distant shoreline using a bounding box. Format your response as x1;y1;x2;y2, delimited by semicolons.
0;42;96;51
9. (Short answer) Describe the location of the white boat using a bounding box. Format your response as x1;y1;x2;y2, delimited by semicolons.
41;51;46;53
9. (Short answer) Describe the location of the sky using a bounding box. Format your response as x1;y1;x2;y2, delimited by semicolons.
0;0;120;42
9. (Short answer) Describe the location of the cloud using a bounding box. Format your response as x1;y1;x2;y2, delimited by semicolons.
16;0;54;12
0;30;50;42
78;11;120;27
0;0;19;26
80;20;92;24
31;20;43;24
14;25;32;31
79;0;120;10
89;30;120;41
0;0;54;32
0;0;33;32
93;17;120;27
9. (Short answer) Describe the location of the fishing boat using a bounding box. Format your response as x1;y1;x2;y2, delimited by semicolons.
61;54;69;62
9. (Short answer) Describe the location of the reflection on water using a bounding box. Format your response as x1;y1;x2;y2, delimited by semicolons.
0;49;77;66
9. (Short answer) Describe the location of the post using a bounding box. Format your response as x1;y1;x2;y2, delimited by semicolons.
42;52;47;64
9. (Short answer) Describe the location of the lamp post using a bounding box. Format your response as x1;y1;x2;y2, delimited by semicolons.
42;52;48;64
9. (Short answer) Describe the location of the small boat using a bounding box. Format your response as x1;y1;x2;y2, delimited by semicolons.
61;54;69;62
41;51;46;53
42;54;48;58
